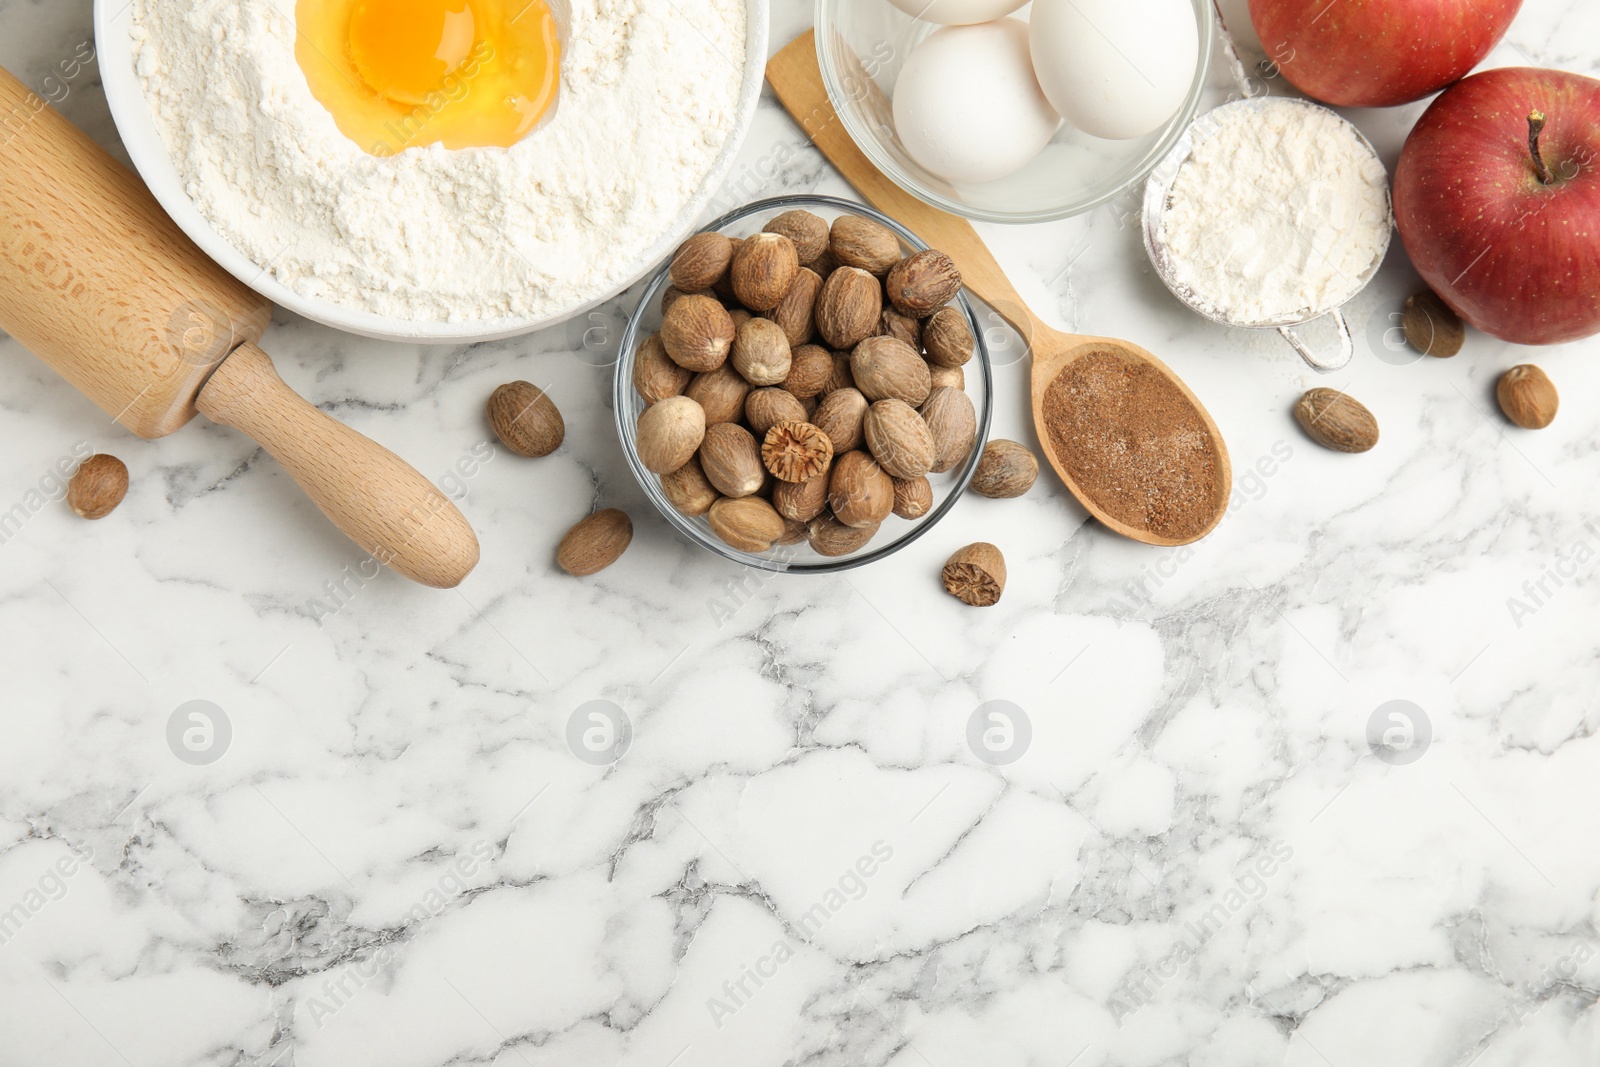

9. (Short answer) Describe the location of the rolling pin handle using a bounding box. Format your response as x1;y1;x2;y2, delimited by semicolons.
195;342;480;588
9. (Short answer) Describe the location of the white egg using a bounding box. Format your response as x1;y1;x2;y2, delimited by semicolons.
1029;0;1198;141
886;0;1029;25
891;19;1062;185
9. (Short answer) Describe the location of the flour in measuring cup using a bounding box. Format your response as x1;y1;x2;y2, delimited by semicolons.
1159;100;1391;324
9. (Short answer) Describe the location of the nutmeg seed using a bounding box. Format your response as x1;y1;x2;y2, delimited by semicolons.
1497;365;1559;430
661;294;735;372
636;395;706;474
886;250;961;317
942;542;1005;607
670;232;734;293
1294;388;1379;453
66;454;128;520
731;232;800;312
557;509;633;576
970;440;1039;498
487;381;564;458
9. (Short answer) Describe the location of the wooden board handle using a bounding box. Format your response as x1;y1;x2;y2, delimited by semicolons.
765;32;1044;341
196;343;479;588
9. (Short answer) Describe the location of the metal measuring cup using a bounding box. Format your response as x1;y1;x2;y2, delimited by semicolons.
1142;97;1393;373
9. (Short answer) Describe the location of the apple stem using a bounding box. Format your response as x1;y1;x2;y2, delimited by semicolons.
1528;111;1555;185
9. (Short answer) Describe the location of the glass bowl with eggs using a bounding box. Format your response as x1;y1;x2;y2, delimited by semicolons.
815;0;1216;224
614;195;994;574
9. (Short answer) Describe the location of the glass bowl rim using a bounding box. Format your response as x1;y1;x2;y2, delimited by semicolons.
813;0;1218;225
613;193;995;575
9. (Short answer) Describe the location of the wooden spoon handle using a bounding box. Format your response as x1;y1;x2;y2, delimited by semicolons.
766;32;1043;340
196;343;479;588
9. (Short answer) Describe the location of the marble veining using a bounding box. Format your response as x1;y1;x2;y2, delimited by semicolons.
2;1;1600;1064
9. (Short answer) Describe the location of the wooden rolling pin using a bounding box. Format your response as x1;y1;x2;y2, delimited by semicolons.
0;66;478;588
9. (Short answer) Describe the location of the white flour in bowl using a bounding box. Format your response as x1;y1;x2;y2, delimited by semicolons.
1158;100;1390;324
129;0;747;324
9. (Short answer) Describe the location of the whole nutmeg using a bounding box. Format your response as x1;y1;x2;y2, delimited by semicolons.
709;496;787;553
713;237;742;303
775;516;809;547
971;440;1039;498
633;334;692;405
886;250;962;317
769;267;822;348
863;398;937;479
762;421;835;483
731;317;793;387
1403;290;1465;358
851;335;931;406
699;422;765;498
66;454;128;519
661;457;718;517
661;285;712;317
810;247;841;280
661;294;734;372
685;364;751;425
830;214;901;275
892;475;934;520
942;542;1005;607
808;515;879;557
923;307;975;368
557;508;633;576
670;232;734;293
746;387;809;439
764;209;830;265
824;349;857;395
919;387;977;474
929;364;965;391
815;266;882;351
487;381;564;458
1497;365;1559;429
781;344;833;400
879;306;922;350
773;473;830;523
812;387;869;454
1294;388;1379;453
732;232;800;312
636;395;706;474
829;450;894;528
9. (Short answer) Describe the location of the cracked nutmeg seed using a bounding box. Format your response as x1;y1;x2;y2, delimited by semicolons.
942;542;1006;607
761;421;835;483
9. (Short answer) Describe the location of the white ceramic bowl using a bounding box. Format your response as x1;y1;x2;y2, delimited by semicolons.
93;0;768;343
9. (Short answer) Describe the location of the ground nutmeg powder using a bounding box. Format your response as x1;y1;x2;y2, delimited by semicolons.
1040;349;1220;542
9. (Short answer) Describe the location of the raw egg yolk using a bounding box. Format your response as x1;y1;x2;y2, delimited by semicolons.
295;0;560;155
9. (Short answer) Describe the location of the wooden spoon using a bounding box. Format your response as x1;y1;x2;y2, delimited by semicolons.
767;33;1232;547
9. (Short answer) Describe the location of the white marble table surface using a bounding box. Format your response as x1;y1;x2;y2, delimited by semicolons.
3;0;1600;1064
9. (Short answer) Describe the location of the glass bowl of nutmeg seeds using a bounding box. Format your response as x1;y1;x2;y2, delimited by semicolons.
614;194;994;573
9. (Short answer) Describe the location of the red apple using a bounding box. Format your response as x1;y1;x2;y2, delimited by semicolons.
1394;67;1600;346
1247;0;1522;107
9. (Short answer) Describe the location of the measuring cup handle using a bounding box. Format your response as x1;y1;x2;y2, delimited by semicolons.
1278;311;1355;372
